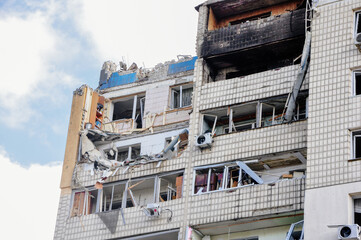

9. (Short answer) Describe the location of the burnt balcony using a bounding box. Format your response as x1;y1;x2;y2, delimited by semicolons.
200;9;306;77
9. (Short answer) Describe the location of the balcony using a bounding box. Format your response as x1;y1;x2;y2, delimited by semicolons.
189;177;305;226
200;9;305;77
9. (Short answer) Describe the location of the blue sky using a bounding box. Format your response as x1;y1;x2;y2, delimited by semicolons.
0;0;202;239
0;0;202;166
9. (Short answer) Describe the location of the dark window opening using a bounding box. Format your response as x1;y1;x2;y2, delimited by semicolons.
354;134;361;159
354;72;361;95
230;12;271;26
112;94;145;128
355;198;361;225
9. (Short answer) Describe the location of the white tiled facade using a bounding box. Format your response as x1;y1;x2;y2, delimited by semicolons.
304;0;361;239
54;0;361;239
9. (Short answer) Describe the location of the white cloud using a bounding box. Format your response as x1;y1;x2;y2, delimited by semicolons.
0;147;62;239
0;3;80;128
72;0;204;68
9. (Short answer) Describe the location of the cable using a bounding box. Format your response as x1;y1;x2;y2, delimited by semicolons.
164;208;173;222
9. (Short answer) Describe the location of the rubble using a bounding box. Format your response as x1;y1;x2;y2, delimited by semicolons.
78;128;189;186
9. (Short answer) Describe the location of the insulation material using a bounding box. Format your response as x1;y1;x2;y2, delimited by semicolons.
99;72;137;90
168;57;197;75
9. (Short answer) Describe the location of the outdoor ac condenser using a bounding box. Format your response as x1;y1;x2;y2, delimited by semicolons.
195;132;213;149
142;203;161;217
338;224;361;240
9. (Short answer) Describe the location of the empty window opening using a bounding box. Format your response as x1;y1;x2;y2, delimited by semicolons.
105;144;141;162
71;189;99;217
112;94;145;128
352;131;361;159
201;94;308;136
193;162;263;194
171;84;193;109
158;172;183;202
127;178;156;207
355;198;361;225
230;12;271;25
353;71;361;95
71;171;184;216
101;183;125;212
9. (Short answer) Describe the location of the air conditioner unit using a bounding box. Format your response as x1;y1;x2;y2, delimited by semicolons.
338;224;361;240
195;132;213;149
142;203;161;217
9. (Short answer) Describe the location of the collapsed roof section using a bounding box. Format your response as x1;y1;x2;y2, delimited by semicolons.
99;56;197;90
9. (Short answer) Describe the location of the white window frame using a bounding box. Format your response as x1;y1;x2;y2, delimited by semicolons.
353;70;361;96
104;144;141;162
192;161;263;195
110;93;145;128
352;130;361;159
70;170;184;217
354;10;361;38
170;84;193;109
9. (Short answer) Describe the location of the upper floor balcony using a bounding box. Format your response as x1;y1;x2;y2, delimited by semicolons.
199;8;306;78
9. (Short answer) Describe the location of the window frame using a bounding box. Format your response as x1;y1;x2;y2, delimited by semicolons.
352;130;361;159
192;161;263;195
70;170;184;217
352;70;361;96
170;84;193;109
354;10;361;39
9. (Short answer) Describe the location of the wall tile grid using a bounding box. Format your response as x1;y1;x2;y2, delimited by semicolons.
188;178;305;226
307;0;361;189
62;199;186;240
200;65;309;111
54;194;71;240
191;120;307;167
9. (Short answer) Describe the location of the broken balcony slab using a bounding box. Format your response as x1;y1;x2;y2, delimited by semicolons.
197;0;293;19
99;56;196;90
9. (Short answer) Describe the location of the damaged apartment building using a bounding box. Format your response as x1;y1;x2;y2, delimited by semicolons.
54;0;361;239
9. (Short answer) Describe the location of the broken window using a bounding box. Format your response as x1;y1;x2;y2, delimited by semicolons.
70;170;184;216
101;183;126;212
158;171;183;202
352;131;361;159
127;178;155;207
353;71;361;96
285;220;304;240
71;189;99;216
200;93;308;136
193;162;263;194
112;93;145;128
104;144;141;162
171;84;193;109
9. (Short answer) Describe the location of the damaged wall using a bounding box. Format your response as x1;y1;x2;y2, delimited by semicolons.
207;0;303;30
60;86;88;193
200;9;305;58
